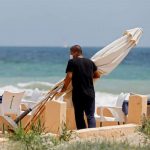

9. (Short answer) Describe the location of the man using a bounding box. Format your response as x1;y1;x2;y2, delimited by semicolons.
0;95;2;103
59;45;100;129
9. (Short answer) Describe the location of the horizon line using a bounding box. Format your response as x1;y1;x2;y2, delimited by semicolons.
0;45;149;48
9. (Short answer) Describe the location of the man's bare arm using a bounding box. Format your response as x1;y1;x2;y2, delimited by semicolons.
61;72;72;92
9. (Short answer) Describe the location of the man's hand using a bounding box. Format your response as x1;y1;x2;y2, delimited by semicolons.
93;70;101;79
54;84;67;100
55;91;65;100
55;71;72;100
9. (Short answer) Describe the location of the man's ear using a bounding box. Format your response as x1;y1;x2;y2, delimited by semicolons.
67;72;72;78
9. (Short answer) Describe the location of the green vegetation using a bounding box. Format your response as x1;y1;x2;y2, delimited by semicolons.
137;116;150;145
58;122;75;142
5;121;74;150
55;140;150;150
1;117;150;150
8;120;48;150
139;116;150;137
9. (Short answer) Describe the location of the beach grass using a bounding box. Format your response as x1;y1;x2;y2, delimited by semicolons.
54;140;150;150
1;118;150;150
138;116;150;136
5;138;150;150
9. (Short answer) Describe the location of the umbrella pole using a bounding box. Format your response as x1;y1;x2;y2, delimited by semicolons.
14;94;51;124
14;81;64;125
24;89;72;132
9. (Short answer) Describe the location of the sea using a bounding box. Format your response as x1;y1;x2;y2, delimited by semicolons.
0;47;150;105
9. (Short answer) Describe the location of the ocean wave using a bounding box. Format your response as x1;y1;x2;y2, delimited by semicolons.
0;85;24;95
0;83;119;107
17;81;54;90
0;85;46;98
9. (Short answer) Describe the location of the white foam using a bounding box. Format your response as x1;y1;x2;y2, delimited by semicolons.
95;92;118;107
0;83;120;108
0;85;24;95
17;81;54;88
0;85;46;101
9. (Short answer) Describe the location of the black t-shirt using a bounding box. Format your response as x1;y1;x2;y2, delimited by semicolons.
66;58;97;98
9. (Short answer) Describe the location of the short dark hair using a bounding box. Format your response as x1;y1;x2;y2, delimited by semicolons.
70;45;82;54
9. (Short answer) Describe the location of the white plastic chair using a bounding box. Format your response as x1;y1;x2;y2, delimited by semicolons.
0;91;25;129
0;91;25;116
95;92;126;126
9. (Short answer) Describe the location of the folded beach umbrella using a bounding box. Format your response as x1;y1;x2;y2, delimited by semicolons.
48;28;143;100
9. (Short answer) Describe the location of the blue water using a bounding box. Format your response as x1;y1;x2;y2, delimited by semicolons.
0;47;150;94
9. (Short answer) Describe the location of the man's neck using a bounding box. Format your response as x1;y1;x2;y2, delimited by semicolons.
78;55;83;58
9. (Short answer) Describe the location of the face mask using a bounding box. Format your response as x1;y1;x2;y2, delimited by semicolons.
70;55;73;59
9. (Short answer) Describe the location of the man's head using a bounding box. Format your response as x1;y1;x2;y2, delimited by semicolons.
70;45;83;59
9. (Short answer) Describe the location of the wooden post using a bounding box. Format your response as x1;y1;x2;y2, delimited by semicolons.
44;100;66;133
128;95;147;124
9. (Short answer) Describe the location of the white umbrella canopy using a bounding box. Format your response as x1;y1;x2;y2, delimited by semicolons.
91;27;143;75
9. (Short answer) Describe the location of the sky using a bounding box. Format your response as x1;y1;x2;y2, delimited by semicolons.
0;0;149;47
